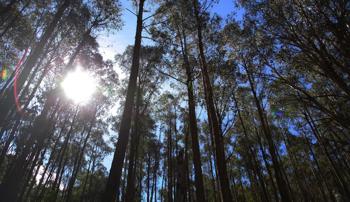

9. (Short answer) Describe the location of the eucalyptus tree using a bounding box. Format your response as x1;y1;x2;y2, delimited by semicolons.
0;1;121;199
0;0;71;126
112;44;165;201
1;0;349;201
219;1;350;200
150;1;228;200
0;0;122;128
104;0;145;201
191;0;234;201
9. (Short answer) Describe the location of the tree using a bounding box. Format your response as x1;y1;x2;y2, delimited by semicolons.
103;0;145;201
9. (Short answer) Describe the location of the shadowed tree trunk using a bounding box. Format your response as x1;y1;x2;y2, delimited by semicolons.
125;84;142;202
233;95;270;202
0;0;70;126
103;0;145;201
0;88;62;201
65;115;95;201
192;0;233;201
167;106;173;202
244;63;292;202
303;109;350;199
177;17;206;202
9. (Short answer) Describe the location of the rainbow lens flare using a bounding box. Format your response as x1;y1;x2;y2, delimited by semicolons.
1;67;8;81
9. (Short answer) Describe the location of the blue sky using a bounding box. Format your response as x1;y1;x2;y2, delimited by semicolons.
97;0;237;62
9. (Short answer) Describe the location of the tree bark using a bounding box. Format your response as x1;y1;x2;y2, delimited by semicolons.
125;85;142;202
178;19;206;202
65;116;95;201
233;95;269;202
192;0;233;201
103;0;144;201
0;0;70;125
245;63;292;202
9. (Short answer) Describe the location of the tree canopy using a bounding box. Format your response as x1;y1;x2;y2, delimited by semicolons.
0;0;349;201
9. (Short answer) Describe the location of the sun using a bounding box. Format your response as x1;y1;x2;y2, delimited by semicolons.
61;67;97;105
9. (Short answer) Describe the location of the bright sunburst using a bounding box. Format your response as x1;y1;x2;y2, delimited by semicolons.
61;67;97;105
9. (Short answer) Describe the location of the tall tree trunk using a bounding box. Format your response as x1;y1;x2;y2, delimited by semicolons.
147;154;151;202
65;117;94;201
80;160;92;201
20;146;47;201
303;133;336;201
184;128;190;202
0;0;70;125
52;110;78;187
120;157;129;202
304;110;350;199
103;0;144;201
0;90;60;201
34;118;68;201
178;19;206;202
0;117;21;167
244;64;292;202
256;130;279;201
233;95;269;202
205;117;221;202
125;84;142;202
175;151;186;202
282;132;310;200
167;108;173;202
192;0;233;201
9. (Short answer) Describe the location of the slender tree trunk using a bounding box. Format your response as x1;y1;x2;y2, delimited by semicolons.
0;117;20;166
125;84;142;202
65;117;94;201
103;1;144;201
178;22;206;202
192;0;233;201
20;147;47;201
87;156;96;199
283;132;310;200
137;151;143;201
0;0;70;125
161;163;165;202
0;90;60;201
244;63;291;202
184;129;190;202
120;157;129;202
233;95;270;202
53;156;68;201
80;160;92;201
256;131;279;201
303;134;336;201
167;107;174;202
147;154;151;202
304;110;350;199
205;121;220;202
50;109;79;199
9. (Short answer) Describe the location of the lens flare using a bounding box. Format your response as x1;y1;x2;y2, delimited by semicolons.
1;67;8;81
